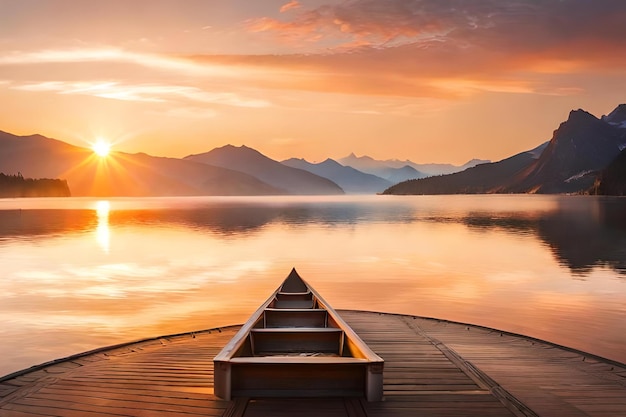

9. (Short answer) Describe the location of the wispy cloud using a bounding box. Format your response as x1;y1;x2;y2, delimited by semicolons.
247;0;626;52
427;79;538;96
16;81;164;102
245;0;626;70
230;0;626;99
0;48;250;79
13;81;270;108
188;49;583;99
280;1;301;13
2;1;625;103
247;0;501;48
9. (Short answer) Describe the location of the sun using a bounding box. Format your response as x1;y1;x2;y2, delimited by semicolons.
92;139;111;157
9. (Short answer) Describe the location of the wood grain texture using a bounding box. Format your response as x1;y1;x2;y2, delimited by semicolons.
1;312;624;417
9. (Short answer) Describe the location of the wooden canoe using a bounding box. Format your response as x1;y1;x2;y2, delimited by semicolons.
213;268;384;401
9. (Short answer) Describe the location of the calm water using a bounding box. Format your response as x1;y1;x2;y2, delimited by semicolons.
1;195;625;377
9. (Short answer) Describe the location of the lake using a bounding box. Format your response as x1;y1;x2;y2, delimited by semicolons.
0;194;625;377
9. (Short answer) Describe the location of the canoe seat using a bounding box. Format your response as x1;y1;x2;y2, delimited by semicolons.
264;308;328;328
250;328;344;356
277;291;313;301
229;356;368;364
273;299;315;309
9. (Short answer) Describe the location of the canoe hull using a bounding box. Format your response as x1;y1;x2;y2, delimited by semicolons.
213;268;384;401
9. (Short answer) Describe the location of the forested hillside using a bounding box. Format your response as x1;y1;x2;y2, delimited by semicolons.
0;173;71;197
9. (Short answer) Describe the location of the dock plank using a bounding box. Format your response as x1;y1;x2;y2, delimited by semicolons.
404;315;626;417
1;312;625;417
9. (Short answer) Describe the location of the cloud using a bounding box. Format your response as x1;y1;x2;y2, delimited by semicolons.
3;1;626;103
189;46;587;100
248;0;626;49
246;0;502;48
232;0;626;99
16;81;163;102
13;81;271;108
246;0;626;67
280;1;301;13
0;48;252;79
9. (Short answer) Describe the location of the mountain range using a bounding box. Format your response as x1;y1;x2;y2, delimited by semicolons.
185;145;344;195
384;105;626;195
281;158;392;194
0;131;282;196
0;131;481;197
1;103;625;197
337;153;488;180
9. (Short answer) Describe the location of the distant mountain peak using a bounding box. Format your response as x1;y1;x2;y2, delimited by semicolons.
186;145;344;195
342;153;376;162
602;104;626;127
552;108;603;139
568;108;597;122
464;158;490;166
217;144;255;152
281;156;391;193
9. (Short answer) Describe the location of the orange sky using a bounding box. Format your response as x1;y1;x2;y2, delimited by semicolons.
1;0;625;164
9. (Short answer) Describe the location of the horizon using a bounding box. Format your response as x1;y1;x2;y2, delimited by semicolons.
1;1;625;165
1;128;491;167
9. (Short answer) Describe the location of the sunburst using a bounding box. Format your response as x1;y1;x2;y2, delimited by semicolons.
92;139;111;157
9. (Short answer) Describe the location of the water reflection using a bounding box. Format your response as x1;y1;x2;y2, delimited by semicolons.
95;201;110;253
1;196;624;276
0;195;625;377
0;208;95;240
536;201;626;275
460;197;626;275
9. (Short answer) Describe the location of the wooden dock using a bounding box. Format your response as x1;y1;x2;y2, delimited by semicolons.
1;311;624;417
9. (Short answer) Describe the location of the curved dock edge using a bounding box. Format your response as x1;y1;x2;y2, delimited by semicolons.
0;324;241;383
1;311;625;417
2;312;624;382
340;309;626;369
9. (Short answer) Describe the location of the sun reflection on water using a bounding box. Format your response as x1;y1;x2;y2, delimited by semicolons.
95;200;110;253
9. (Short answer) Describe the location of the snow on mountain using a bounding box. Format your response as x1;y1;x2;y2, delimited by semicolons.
602;103;626;128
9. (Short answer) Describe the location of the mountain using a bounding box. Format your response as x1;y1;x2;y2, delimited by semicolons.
383;145;542;194
511;109;626;193
337;153;428;182
384;106;626;195
281;158;392;194
376;165;423;184
0;131;282;196
592;148;626;195
602;103;626;128
338;153;488;180
387;158;490;176
185;145;344;195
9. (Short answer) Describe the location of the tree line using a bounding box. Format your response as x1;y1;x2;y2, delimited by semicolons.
0;172;71;197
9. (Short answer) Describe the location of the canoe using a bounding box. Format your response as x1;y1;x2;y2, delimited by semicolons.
213;268;384;401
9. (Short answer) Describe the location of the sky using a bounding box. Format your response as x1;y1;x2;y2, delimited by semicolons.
1;0;625;165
